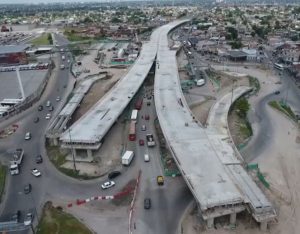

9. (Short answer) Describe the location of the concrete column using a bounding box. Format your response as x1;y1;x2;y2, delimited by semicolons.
207;218;214;229
73;148;77;159
260;221;268;231
87;149;93;158
230;213;236;225
53;138;58;146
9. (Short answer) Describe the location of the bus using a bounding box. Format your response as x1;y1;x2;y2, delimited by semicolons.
131;109;138;121
274;63;284;70
135;99;143;110
128;121;136;141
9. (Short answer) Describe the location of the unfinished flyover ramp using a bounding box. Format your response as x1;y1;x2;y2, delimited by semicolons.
154;22;276;230
59;20;188;158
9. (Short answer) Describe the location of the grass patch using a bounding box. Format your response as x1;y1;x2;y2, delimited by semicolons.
64;30;90;42
46;144;98;180
0;165;7;203
37;201;92;234
269;101;297;121
31;33;52;46
248;76;260;94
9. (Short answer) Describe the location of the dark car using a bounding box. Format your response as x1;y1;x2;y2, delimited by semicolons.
108;171;121;180
34;117;39;123
48;106;54;112
139;139;145;146
36;155;43;164
24;184;32;194
11;210;21;222
38;105;43;111
144;198;151;209
274;91;280;95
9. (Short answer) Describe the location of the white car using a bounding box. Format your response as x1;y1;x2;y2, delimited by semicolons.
31;168;41;177
101;181;115;189
45;113;51;119
24;132;31;140
24;213;33;226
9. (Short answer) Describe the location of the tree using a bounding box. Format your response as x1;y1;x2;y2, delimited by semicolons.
235;97;250;118
47;33;53;45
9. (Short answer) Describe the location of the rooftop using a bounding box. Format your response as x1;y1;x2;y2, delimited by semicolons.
0;45;30;54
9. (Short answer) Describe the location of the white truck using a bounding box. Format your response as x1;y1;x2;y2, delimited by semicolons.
10;148;24;175
146;134;156;147
122;151;134;166
62;55;65;61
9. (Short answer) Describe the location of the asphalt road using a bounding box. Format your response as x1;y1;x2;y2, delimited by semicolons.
0;36;192;234
0;35;73;229
131;87;192;234
242;69;300;162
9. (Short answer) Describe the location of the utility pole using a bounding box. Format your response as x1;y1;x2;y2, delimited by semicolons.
68;129;77;172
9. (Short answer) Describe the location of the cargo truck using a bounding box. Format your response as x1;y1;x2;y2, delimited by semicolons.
122;151;134;166
10;149;24;175
146;134;156;147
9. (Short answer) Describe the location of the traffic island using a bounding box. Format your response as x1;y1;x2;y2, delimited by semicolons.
36;201;92;234
269;101;299;123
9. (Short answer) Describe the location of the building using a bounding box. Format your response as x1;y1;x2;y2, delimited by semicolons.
0;45;30;66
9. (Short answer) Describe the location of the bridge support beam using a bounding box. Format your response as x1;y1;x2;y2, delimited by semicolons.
53;138;58;146
207;218;214;229
87;149;93;158
260;221;268;231
230;213;236;225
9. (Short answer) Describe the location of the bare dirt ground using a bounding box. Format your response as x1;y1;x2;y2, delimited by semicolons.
71;68;125;123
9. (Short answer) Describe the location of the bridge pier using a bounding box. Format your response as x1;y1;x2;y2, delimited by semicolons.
53;137;58;146
207;218;214;229
260;221;268;231
87;149;93;158
230;213;236;225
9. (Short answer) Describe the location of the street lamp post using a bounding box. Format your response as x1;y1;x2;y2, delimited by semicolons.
68;129;77;172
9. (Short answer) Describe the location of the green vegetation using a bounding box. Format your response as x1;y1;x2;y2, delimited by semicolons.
234;97;250;118
230;40;243;49
37;201;92;234
64;29;90;42
269;101;298;121
248;76;261;94
46;145;97;180
31;33;53;45
0;165;7;203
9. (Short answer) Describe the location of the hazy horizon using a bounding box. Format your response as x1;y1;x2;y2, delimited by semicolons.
0;0;145;3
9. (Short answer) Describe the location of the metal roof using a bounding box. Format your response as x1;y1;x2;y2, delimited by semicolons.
0;45;30;54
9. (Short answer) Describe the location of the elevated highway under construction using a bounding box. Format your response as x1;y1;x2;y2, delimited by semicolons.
48;19;276;229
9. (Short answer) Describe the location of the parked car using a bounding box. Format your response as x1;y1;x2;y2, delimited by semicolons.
38;105;43;111
36;155;43;164
31;168;41;177
144;198;151;209
101;181;115;189
34;117;39;123
141;125;146;131
108;171;121;180
145;115;150;120
48;106;54;112
139;139;145;146
56;96;60;102
24;184;32;194
24;213;33;226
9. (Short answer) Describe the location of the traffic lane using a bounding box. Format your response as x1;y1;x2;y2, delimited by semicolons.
242;92;280;162
136;178;192;234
